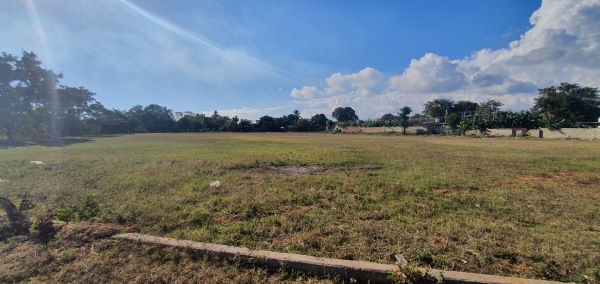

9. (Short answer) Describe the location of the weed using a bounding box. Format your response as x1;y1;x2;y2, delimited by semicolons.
53;194;99;222
76;195;99;220
53;208;75;222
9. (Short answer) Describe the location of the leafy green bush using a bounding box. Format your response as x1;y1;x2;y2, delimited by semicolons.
77;195;99;220
53;195;99;222
53;208;75;222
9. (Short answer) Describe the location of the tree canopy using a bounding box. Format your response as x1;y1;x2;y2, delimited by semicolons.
423;98;454;118
398;106;412;134
332;107;358;122
452;100;478;116
476;99;503;117
1;51;63;140
533;82;600;126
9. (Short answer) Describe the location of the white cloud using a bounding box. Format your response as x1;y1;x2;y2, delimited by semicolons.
290;86;319;99
463;0;600;88
291;0;600;118
287;67;392;118
389;53;467;93
324;67;384;97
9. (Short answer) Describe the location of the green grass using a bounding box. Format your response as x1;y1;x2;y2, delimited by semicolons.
1;133;599;282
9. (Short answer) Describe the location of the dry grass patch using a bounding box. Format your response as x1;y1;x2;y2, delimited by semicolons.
0;222;337;283
1;133;599;282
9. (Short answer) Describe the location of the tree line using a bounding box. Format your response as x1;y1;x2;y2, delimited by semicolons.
2;51;599;141
331;83;600;134
0;51;336;141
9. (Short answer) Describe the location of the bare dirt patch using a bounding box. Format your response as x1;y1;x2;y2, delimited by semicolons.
243;165;382;176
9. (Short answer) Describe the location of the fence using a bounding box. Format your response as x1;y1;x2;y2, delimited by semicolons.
537;128;599;139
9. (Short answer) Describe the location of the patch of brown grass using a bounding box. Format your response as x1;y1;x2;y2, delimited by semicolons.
0;222;337;283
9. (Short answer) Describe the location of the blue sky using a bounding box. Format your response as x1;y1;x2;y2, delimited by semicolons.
2;0;599;120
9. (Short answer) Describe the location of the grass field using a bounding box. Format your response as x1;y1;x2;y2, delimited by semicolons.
1;133;599;283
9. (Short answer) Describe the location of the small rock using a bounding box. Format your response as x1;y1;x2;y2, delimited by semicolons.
30;161;45;165
209;180;221;188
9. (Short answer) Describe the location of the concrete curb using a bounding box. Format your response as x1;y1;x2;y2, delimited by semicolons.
112;233;570;284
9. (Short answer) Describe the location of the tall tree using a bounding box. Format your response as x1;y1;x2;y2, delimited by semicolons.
0;51;61;140
257;115;280;132
56;86;97;136
332;107;358;122
452;100;477;116
238;119;253;132
0;53;19;139
310;114;330;131
476;99;503;117
533;82;600;126
290;118;311;132
221;116;240;132
176;114;197;132
205;110;224;131
423;98;454;118
141;104;175;132
282;110;301;129
93;106;129;134
380;113;397;121
126;105;146;132
398;106;412;134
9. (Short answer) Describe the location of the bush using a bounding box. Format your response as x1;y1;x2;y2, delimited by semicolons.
53;195;99;222
77;195;99;220
54;208;76;222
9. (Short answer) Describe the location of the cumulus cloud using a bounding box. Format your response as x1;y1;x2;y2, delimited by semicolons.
290;86;319;99
287;67;394;118
388;53;467;93
323;67;384;97
291;0;600;118
463;0;600;89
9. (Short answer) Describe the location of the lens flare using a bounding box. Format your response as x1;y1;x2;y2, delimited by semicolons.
24;0;60;137
119;0;290;82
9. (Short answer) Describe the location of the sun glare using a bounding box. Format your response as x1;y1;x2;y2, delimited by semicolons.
119;0;290;82
24;0;60;136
